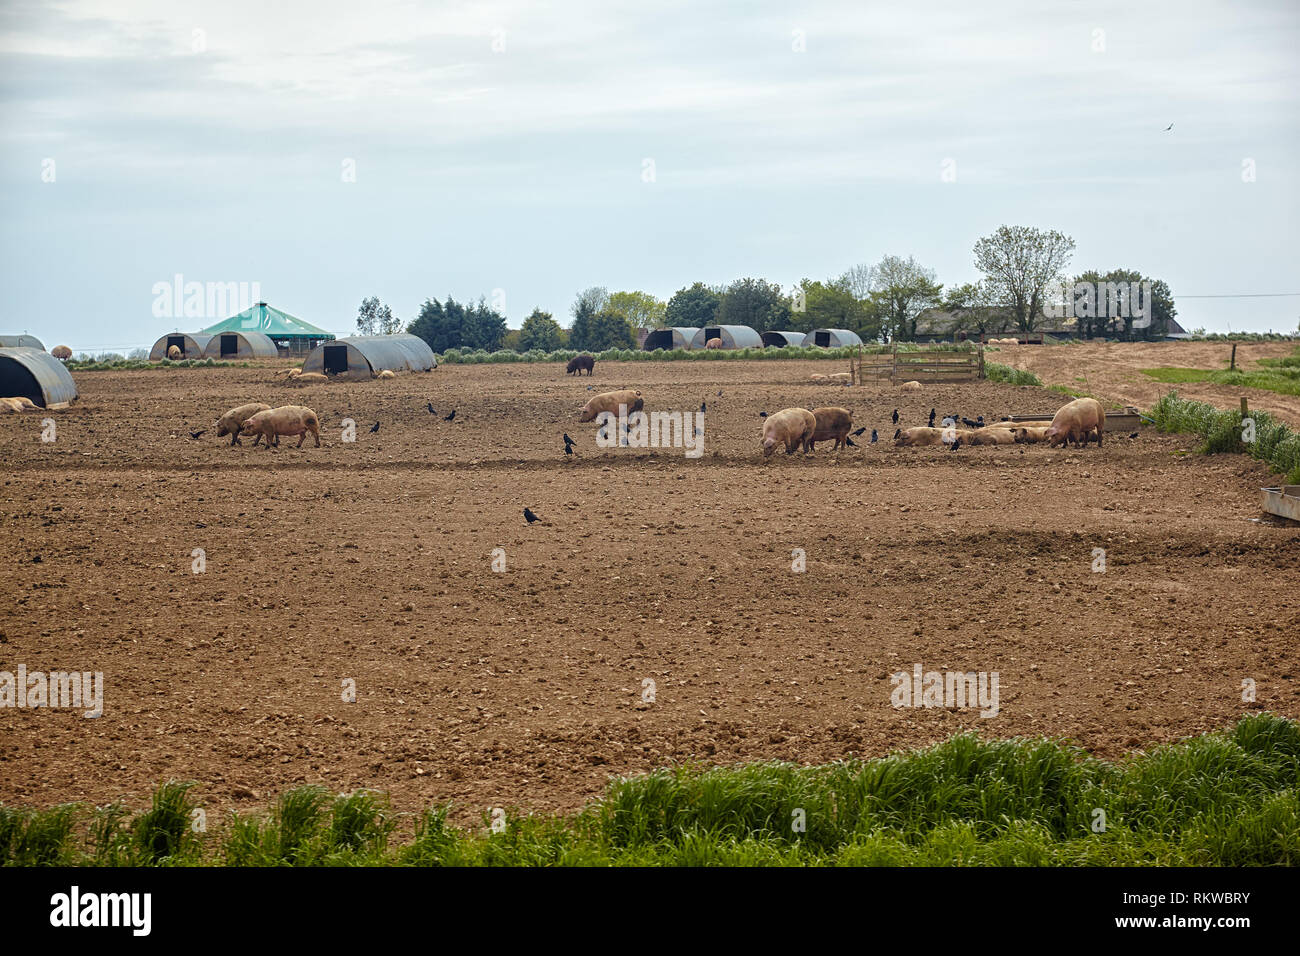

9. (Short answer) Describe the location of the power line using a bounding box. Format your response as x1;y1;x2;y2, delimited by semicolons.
1177;293;1300;299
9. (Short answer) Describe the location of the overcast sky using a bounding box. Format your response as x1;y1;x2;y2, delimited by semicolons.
1;0;1297;349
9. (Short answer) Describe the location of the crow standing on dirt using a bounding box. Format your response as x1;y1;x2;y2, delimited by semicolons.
426;402;437;415
962;417;979;429
1128;432;1139;439
949;437;963;451
369;421;380;433
443;409;456;422
701;401;706;413
851;427;866;437
928;408;936;427
871;430;878;443
845;437;857;447
523;508;542;524
563;433;576;447
563;433;577;456
892;409;899;425
759;411;768;418
189;430;205;440
893;428;901;440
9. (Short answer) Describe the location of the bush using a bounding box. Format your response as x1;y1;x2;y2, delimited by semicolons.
1149;392;1300;483
985;362;1043;387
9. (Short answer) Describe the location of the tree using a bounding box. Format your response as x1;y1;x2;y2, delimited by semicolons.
664;282;721;327
942;281;1009;337
357;296;399;335
607;291;666;331
863;255;943;341
973;226;1075;333
794;276;880;339
716;277;790;333
570;309;635;351
407;295;506;352
517;308;566;351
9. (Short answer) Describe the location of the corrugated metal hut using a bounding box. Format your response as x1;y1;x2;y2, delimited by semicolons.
301;334;437;378
0;334;45;350
760;330;806;348
642;327;699;351
802;328;863;348
689;325;762;349
149;332;213;360
0;347;78;408
203;330;279;360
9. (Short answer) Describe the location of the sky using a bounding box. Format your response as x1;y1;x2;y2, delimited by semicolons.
1;0;1297;351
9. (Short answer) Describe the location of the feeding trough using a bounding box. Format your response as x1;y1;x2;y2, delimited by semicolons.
998;405;1145;432
1260;486;1300;523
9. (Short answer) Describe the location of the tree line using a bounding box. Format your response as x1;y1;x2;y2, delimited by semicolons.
357;225;1181;353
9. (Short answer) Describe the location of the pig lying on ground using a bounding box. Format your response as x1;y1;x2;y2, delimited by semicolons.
377;369;396;379
762;408;817;457
808;407;853;451
809;374;827;382
0;398;32;413
828;372;852;385
217;402;272;446
289;372;328;385
167;345;182;359
967;426;1017;445
900;381;922;391
1044;397;1105;448
894;426;968;447
579;389;643;422
1012;425;1050;444
239;405;321;449
566;354;595;375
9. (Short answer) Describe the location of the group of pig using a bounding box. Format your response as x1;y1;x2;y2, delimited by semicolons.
215;402;322;448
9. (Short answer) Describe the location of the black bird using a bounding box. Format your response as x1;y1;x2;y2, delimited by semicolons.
961;417;979;429
760;411;768;418
976;415;984;426
369;421;380;433
892;409;899;425
523;507;542;524
1164;123;1174;132
851;426;866;436
871;429;878;443
893;428;901;440
701;401;706;413
1128;431;1138;439
928;411;936;428
845;437;857;447
949;437;962;452
426;402;437;415
564;443;574;456
563;433;576;447
189;429;205;440
443;409;456;422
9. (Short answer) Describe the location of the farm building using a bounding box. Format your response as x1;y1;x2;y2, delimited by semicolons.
301;334;436;378
760;331;806;348
149;332;213;360
202;330;279;360
643;327;699;351
0;347;78;408
198;302;334;355
0;334;45;350
802;328;863;348
689;325;762;349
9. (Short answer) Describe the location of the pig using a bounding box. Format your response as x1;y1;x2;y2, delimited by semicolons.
579;389;643;423
2;396;40;412
1044;398;1105;448
894;426;966;447
828;372;852;385
239;405;321;449
900;381;922;391
289;372;329;385
1012;426;1050;444
167;345;182;360
809;374;827;382
566;354;595;376
51;345;72;361
808;407;853;451
967;427;1017;446
377;369;396;379
216;402;272;446
761;407;817;457
0;398;27;413
705;337;723;349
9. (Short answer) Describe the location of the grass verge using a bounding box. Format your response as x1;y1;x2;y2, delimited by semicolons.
3;715;1296;866
1141;365;1300;398
1149;392;1300;483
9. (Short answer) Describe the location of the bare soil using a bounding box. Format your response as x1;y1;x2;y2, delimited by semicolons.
2;346;1297;824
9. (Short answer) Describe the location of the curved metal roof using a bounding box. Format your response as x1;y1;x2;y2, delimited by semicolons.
690;325;762;349
150;332;213;359
303;334;436;374
760;330;806;347
0;347;78;407
204;330;279;359
0;334;45;350
802;328;863;347
643;327;698;350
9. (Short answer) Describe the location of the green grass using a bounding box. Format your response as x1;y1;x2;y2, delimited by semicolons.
66;358;251;371
1141;365;1300;397
1149;392;1300;483
985;362;1043;387
3;715;1296;866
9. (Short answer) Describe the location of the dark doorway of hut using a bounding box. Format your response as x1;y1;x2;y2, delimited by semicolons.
220;334;237;357
323;345;348;375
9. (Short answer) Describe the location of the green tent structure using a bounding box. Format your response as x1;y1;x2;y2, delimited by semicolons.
198;302;334;356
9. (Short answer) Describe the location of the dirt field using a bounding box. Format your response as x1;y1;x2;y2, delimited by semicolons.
2;346;1298;824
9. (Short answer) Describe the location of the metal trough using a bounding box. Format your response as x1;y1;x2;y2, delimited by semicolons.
1260;486;1300;522
998;405;1144;431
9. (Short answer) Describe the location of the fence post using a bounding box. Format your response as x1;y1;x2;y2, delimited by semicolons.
1230;343;1237;371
